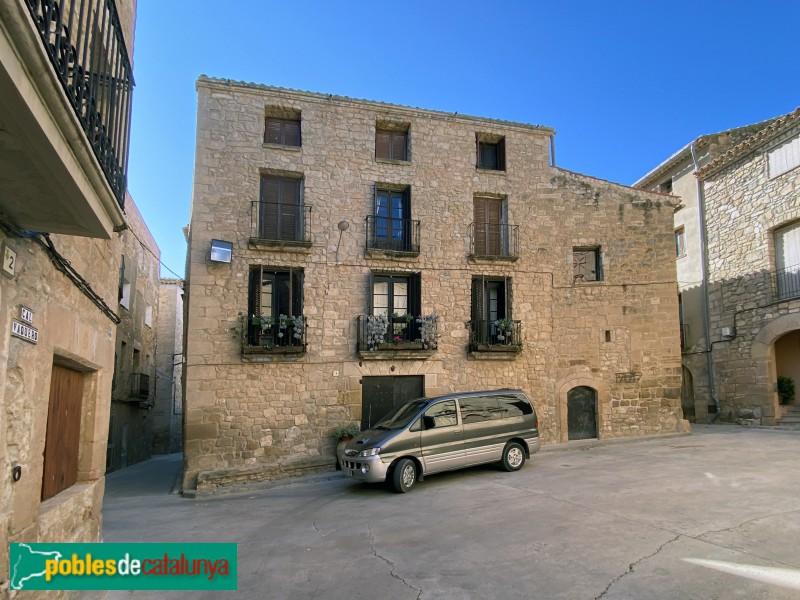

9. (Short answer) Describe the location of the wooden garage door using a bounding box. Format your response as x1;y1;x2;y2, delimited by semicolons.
42;365;84;501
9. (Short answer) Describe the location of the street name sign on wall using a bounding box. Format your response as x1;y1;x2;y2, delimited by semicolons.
11;305;38;344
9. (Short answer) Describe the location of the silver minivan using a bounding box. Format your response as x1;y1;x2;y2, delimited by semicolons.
341;389;540;492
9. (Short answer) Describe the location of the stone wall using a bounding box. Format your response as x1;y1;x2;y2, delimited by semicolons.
154;280;184;454
0;226;121;596
184;78;685;492
107;195;160;471
702;123;800;424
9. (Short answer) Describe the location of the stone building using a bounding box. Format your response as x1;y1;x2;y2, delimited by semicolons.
183;77;686;494
107;196;161;472
635;108;800;425
0;0;136;594
153;278;184;454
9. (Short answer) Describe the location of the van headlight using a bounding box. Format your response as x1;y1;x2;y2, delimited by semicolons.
358;447;381;457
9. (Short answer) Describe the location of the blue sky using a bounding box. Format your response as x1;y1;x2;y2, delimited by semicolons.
127;1;800;278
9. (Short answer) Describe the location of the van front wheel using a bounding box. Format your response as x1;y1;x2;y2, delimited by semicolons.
501;442;526;472
392;459;417;493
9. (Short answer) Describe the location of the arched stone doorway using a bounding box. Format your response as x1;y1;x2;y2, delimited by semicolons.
681;366;696;422
752;313;800;425
775;331;800;417
567;386;597;440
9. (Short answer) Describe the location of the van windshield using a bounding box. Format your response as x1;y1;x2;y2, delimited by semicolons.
373;400;429;430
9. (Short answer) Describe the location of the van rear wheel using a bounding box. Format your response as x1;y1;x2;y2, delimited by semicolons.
501;442;526;472
392;458;416;493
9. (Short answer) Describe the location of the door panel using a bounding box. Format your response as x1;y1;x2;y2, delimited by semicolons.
568;386;597;440
419;400;465;473
42;365;83;500
361;376;424;430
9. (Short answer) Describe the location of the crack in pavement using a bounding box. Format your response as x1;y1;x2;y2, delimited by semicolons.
367;522;422;599
594;534;681;599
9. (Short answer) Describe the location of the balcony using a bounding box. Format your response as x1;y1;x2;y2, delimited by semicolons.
365;216;420;257
129;373;150;399
468;223;519;261
468;319;523;358
249;201;312;249
773;265;800;301
0;0;133;237
241;314;306;356
357;314;438;360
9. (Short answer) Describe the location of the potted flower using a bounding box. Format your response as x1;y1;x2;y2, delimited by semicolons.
493;318;514;344
334;423;361;469
366;314;389;350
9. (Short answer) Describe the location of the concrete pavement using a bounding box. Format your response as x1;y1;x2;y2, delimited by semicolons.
102;425;800;599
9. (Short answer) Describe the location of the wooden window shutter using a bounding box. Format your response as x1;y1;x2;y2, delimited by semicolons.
265;118;282;144
284;119;301;147
291;269;303;316
368;271;375;314
409;273;421;316
279;178;300;241
259;176;280;240
392;131;407;161
118;256;125;300
471;277;484;322
498;138;506;170
376;130;391;159
505;277;513;319
248;266;262;316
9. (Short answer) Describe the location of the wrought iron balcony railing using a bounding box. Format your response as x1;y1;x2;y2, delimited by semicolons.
357;314;438;352
250;202;312;244
469;223;519;258
773;265;800;301
129;373;149;398
469;319;523;351
365;216;420;253
242;314;306;353
25;0;134;207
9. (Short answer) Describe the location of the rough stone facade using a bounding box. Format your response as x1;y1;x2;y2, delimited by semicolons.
636;110;800;425
107;196;161;471
153;279;184;454
183;78;686;493
700;114;800;424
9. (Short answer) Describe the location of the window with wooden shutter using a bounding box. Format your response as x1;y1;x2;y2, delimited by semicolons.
573;247;603;282
264;116;301;146
259;175;302;241
473;196;504;255
476;134;506;171
375;125;408;161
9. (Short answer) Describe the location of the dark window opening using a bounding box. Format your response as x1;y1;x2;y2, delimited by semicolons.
477;135;506;171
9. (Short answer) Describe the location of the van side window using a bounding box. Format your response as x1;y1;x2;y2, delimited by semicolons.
498;395;533;417
459;396;501;423
421;400;457;429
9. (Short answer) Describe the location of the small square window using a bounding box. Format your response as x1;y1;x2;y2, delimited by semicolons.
375;124;409;161
477;134;506;171
573;247;602;282
264;108;301;146
675;227;686;258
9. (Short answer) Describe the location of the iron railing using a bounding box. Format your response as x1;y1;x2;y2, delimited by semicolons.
25;0;134;207
250;201;311;243
242;314;306;351
469;223;519;258
773;265;800;301
365;215;420;253
469;319;522;351
129;373;149;398
357;315;438;352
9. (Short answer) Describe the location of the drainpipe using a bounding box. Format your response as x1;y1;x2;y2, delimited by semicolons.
690;143;721;423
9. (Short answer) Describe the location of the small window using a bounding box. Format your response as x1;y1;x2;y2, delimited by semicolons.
675;227;686;258
144;305;153;328
768;133;800;179
119;255;132;309
477;134;506;171
660;178;673;194
264;108;301;146
375;124;409;161
573;247;602;282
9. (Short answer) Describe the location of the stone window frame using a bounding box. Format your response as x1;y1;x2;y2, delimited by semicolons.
375;119;411;163
476;132;506;172
572;246;603;283
263;106;302;148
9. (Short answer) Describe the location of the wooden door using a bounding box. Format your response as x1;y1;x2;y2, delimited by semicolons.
42;365;84;500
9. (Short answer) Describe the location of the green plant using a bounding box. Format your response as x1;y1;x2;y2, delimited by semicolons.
334;423;360;440
778;376;795;405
